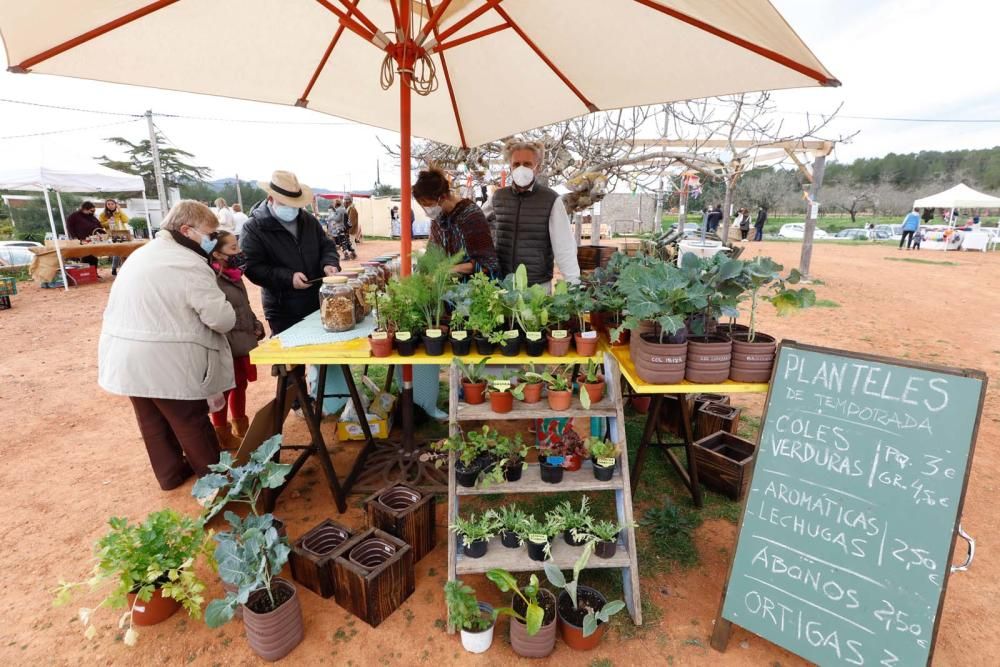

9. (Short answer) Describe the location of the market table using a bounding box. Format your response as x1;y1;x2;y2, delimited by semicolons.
249;333;604;514
608;345;768;507
29;240;147;283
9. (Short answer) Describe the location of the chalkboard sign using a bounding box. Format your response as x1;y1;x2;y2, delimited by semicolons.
712;342;986;666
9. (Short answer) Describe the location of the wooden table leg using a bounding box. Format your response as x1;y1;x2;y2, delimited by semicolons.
630;394;662;499
678;393;704;508
291;366;348;513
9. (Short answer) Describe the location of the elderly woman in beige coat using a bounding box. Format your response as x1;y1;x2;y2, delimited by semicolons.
99;200;236;490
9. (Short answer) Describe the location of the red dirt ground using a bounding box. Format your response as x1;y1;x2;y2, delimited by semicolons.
1;239;997;665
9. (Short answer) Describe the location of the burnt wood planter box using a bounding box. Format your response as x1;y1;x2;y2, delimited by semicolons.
334;528;415;627
694;402;743;441
692;431;756;501
364;484;436;563
657;394;692;437
289;519;353;598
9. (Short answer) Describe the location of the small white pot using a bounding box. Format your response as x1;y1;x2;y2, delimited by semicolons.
460;602;495;654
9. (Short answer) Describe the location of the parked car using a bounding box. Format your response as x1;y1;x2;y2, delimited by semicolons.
875;224;903;240
778;223;828;239
0;240;42;248
0;246;34;266
836;228;890;240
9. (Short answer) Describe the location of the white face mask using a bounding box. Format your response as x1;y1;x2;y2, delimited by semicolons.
423;204;442;219
512;165;535;188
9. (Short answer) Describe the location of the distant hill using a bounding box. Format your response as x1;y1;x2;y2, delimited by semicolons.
825;146;1000;191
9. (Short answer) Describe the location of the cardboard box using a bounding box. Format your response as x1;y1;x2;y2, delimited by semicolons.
337;381;395;441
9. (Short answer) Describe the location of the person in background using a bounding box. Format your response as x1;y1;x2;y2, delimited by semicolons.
899;207;921;249
346;196;362;245
482;140;580;287
241;170;341;335
327;199;356;259
735;207;751;241
706;204;723;233
754;205;768;241
100;198;130;275
231;202;249;240
413;166;500;277
214;197;235;234
867;221;877;241
921;207;935;227
207;230;263;449
390;205;401;237
67;201;103;267
98;200;235;490
911;227;924;250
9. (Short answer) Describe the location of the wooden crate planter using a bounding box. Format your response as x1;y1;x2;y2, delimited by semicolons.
694;402;742;440
334;528;414;627
364;484;436;562
657;394;692;437
693;393;730;412
289;519;352;598
692;431;755;501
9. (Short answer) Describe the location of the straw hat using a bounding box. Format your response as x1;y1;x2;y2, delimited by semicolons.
258;170;314;208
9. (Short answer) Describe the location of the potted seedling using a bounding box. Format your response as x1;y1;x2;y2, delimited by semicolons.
679;253;746;383
544;543;626;651
450;512;499;559
569;282;600;355
546;281;576;356
414;246;461;356
537;439;567;484
445;580;497;654
431;432;484;488
443;281;473;355
494;431;529;482
584;436;620;481
486;372;524;414
380;276;423;356
517;363;544;404
488;570;558;658
525;364;575;411
456;357;490;405
53;509;211;646
547;497;594;548
587;261;629;345
465;272;506;354
557;427;587;471
365;285;395;357
582;518;632;559
578;358;606;407
501;264;551;356
517;514;559;561
489;505;529;549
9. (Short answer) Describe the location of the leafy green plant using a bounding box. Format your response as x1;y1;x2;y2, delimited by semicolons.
365;284;393;332
679;252;745;334
525;364;574;392
614;257;707;343
53;509;211;646
414;245;462;329
430;432;481;469
516;514;560;559
740;256;816;341
546;496;593;533
487;371;525;400
450;512;499;547
456;356;490;384
641;499;703;567
584;436;619;460
494;431;529;463
192;434;291;522
580;359;603;384
443;281;470;331
489;505;530;536
583;518;632;543
566;281;594;333
548;280;577;328
462;272;506;342
445;580;494;631
500;264;552;332
543;543;626;637
488;571;547;636
538;427;586;459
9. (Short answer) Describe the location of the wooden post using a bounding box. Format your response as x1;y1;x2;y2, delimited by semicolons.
721;176;735;243
798;151;828;279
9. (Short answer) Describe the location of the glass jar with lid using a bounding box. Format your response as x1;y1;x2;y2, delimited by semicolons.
319;276;356;332
346;276;367;322
362;262;385;291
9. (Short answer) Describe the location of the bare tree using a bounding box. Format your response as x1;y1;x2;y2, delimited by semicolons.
736;169;801;212
825;184;875;223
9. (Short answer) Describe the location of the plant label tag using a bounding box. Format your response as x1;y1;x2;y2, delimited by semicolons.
528;534;547;544
371;331;388;340
547;455;565;465
396;331;412;341
491;380;511;392
597;457;616;467
582;330;598;339
552;330;568;339
451;330;468;341
425;328;443;338
526;331;542;341
504;329;519;339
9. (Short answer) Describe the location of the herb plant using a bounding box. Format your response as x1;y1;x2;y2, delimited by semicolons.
546;496;593;533
584;436;619;460
543;543;626;637
445;580;494;631
488;571;548;636
500;264;551;332
456;356;491;384
449;512;499;547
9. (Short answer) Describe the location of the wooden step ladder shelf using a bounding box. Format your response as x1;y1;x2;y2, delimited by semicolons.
445;351;643;631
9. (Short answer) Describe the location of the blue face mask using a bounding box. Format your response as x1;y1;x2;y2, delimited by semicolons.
198;231;217;255
273;204;299;222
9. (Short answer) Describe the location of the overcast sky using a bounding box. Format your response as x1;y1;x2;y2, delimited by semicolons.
0;0;997;190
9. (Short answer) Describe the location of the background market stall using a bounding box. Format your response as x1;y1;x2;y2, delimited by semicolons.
913;183;1000;250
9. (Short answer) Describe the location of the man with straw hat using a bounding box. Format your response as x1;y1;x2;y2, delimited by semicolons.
242;170;341;334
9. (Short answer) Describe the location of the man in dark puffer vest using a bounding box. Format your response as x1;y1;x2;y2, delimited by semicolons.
484;140;580;287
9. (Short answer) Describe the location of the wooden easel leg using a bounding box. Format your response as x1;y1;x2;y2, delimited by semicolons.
291;367;347;513
710;617;733;651
679;393;704;508
341;364;379;494
630;394;662;499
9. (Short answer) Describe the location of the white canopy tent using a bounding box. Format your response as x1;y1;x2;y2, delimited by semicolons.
0;166;150;290
913;183;1000;225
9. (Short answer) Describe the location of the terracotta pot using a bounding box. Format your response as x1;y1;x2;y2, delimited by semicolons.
521;381;543;404
686;336;733;384
563;453;583;472
547;388;572;411
630;396;652;414
581;380;606;404
557;587;609;651
574;332;600;356
632;333;687;384
127;586;181;626
730;332;777;382
462;381;487;405
546;332;572;356
243;578;304;662
368;333;394;357
489;391;514;414
509;589;558;658
607;327;629;346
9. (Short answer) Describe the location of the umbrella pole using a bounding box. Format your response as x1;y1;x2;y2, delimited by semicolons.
399;8;414;449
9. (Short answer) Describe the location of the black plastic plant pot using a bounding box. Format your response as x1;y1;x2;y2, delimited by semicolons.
595;537;619;559
593;461;615;482
503;461;524;482
463;538;488;559
539;461;565;484
499;333;522;357
396;335;417;356
455;462;482;488
473;335;494;355
527;537;551;562
564;529;586;547
449;333;472;356
422;332;446;356
524;333;546;357
501;530;522;549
